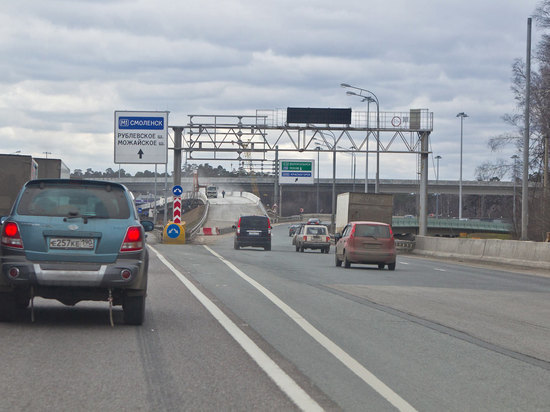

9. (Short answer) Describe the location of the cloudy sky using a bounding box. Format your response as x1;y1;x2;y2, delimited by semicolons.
0;0;543;182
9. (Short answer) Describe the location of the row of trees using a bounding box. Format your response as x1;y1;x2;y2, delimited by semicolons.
70;163;273;179
476;2;550;240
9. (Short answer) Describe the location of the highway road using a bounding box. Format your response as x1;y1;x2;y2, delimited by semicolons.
1;225;549;411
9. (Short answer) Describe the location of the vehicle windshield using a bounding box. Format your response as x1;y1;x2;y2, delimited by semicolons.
17;182;131;219
354;224;390;238
240;216;268;229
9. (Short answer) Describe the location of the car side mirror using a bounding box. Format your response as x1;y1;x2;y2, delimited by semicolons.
232;224;237;230
334;233;342;241
140;220;155;232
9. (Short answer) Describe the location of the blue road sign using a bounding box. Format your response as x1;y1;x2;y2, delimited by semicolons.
172;185;183;196
166;224;181;239
137;207;143;213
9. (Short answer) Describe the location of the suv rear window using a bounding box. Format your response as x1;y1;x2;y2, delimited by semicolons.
17;182;131;219
354;224;390;238
240;216;269;229
306;226;327;235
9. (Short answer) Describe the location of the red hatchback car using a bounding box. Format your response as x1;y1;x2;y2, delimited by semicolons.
334;221;396;270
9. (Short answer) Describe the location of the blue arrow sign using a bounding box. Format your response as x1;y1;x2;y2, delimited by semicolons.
172;185;183;196
167;224;181;239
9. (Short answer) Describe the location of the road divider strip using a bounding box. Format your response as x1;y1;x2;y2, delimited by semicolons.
148;245;323;412
203;245;417;412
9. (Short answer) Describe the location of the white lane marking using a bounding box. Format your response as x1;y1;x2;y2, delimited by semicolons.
204;245;417;412
434;268;446;272
148;245;323;412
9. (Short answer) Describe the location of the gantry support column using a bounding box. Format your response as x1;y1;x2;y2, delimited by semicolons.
418;131;430;236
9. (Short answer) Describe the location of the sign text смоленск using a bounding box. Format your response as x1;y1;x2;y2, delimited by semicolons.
114;112;168;164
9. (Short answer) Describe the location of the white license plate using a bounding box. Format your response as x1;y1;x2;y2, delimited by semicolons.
49;238;95;249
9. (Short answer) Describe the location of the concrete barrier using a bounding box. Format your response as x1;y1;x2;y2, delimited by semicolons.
413;236;550;270
202;227;220;236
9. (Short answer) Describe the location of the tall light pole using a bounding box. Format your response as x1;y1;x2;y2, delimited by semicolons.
341;83;380;193
351;149;356;191
456;112;468;219
511;154;519;230
364;96;375;193
315;145;321;213
435;155;441;218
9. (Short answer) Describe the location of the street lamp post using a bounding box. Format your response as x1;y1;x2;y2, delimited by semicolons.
315;145;321;213
351;149;356;191
341;84;380;193
435;155;441;218
332;146;336;231
511;154;519;229
456;112;468;219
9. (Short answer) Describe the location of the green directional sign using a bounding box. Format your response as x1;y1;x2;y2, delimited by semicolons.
279;159;314;184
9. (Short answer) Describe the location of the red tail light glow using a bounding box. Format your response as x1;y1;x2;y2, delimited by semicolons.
237;218;241;234
1;222;23;248
120;226;143;252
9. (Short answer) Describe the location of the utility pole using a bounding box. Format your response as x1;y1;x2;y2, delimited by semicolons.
274;146;279;213
521;18;531;240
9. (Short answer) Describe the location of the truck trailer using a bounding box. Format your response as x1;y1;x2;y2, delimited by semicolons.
335;192;394;234
0;155;39;217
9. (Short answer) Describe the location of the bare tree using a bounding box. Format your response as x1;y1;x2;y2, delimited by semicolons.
479;1;550;239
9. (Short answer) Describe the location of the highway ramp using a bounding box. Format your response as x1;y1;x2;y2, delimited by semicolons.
203;193;265;231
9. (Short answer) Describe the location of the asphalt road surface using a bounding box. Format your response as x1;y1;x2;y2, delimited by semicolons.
1;224;549;411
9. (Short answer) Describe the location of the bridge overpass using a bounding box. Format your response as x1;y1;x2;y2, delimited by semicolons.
99;176;518;197
98;176;521;221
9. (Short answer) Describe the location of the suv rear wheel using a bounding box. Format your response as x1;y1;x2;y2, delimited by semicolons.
0;292;17;322
123;295;145;325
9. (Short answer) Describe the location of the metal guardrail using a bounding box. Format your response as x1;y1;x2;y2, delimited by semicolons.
392;217;512;233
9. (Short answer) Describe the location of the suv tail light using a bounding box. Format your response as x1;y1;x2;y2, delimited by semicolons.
120;226;143;252
267;218;272;235
236;217;241;234
1;222;24;249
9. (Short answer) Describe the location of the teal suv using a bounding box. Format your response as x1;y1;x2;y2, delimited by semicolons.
0;179;154;325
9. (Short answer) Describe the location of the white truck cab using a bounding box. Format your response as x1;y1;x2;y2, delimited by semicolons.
206;186;218;198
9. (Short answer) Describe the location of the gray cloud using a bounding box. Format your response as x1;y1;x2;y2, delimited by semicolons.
0;0;541;180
